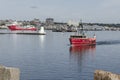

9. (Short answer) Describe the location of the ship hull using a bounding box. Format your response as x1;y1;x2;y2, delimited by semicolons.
69;38;96;46
8;25;37;31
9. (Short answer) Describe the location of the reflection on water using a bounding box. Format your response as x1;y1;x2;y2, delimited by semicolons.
70;45;96;54
11;34;18;43
39;35;46;48
97;40;120;45
39;35;45;43
69;45;96;72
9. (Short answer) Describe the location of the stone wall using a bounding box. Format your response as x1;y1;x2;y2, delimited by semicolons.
94;70;120;80
0;65;20;80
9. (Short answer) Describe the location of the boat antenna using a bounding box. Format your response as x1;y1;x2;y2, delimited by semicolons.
79;20;83;30
77;20;84;35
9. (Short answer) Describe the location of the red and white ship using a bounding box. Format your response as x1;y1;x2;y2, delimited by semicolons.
69;21;96;46
8;22;37;31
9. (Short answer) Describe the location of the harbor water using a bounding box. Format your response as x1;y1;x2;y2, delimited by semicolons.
0;30;120;80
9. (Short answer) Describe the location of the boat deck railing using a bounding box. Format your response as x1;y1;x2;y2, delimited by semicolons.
70;35;86;38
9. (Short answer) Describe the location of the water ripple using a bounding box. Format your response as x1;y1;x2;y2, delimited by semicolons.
97;40;120;45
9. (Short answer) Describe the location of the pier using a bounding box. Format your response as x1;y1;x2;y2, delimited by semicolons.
0;32;46;35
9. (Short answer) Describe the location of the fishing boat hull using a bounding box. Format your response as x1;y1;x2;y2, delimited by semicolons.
69;37;96;46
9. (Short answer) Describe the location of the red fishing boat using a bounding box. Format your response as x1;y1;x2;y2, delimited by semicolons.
8;22;37;31
69;21;96;46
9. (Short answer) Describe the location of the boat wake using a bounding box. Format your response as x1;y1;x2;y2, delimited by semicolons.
97;40;120;45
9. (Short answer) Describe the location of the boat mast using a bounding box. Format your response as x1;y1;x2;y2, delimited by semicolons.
77;20;84;35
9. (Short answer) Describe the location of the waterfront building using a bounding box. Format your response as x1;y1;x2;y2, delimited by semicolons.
46;18;54;25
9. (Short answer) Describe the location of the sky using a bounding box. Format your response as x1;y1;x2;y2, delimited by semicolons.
0;0;120;23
